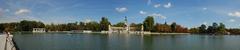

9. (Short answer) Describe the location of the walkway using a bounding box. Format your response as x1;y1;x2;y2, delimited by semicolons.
0;34;16;50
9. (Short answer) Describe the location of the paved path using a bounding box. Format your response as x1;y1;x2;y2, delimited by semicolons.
0;34;16;50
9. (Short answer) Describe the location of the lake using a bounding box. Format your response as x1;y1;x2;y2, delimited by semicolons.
13;32;240;50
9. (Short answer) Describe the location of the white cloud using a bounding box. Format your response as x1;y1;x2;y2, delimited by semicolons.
139;10;147;15
82;19;92;23
154;4;161;8
228;11;240;17
203;8;207;10
229;19;235;22
164;2;172;8
115;7;128;13
202;22;207;25
5;9;10;12
149;13;166;19
15;9;31;15
0;16;41;23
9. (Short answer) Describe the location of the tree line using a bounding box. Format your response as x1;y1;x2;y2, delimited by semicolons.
1;16;240;34
0;20;45;32
189;23;240;34
143;16;240;34
142;16;188;33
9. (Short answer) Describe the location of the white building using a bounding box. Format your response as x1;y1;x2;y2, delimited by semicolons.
108;16;144;34
32;28;46;32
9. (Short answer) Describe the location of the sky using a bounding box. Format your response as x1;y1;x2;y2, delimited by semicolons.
0;0;240;28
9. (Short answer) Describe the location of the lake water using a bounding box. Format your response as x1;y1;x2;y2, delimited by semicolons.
13;32;240;50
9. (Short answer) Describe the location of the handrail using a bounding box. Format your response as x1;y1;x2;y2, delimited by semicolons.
11;37;19;50
4;34;19;50
4;35;7;50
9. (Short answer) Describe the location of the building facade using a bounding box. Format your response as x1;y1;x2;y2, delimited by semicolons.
32;28;46;32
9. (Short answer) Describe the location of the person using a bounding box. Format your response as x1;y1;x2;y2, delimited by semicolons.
7;32;10;36
4;31;9;38
3;31;9;50
3;31;12;43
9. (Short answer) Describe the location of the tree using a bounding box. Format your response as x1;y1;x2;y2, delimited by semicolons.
199;24;207;33
113;22;125;27
20;20;45;31
1;23;18;32
79;22;85;30
0;24;3;32
171;22;177;32
207;26;214;33
45;23;58;31
85;21;100;31
217;23;226;34
206;22;221;34
189;28;199;33
212;22;218;33
67;22;78;31
100;17;111;31
175;25;188;33
212;22;218;28
130;23;142;31
155;23;171;33
143;16;154;31
227;29;240;34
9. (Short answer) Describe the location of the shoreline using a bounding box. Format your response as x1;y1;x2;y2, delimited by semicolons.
12;31;237;35
15;31;191;35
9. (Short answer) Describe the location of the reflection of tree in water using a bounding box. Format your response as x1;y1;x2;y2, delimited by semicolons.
143;35;153;50
169;35;188;50
169;35;178;50
208;35;225;50
99;34;109;50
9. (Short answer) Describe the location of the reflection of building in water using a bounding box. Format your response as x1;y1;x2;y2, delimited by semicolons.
108;16;144;33
32;28;46;32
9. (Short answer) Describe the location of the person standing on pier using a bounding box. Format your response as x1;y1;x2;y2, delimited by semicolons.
4;30;10;50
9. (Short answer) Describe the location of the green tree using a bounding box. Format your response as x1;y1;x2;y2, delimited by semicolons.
46;23;58;31
20;20;45;31
189;28;199;33
206;22;219;34
171;22;177;32
207;26;213;33
130;23;142;31
0;24;3;32
212;22;218;33
67;22;78;31
143;16;154;31
199;24;207;33
85;21;100;31
217;23;226;33
100;17;111;31
79;22;85;30
227;29;240;34
113;22;125;27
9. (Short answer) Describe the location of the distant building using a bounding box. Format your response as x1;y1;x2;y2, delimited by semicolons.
108;16;144;33
33;28;46;32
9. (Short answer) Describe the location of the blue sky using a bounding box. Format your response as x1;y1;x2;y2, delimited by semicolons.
0;0;240;28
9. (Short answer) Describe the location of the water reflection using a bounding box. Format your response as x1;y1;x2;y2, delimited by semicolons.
13;33;240;50
143;35;153;50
